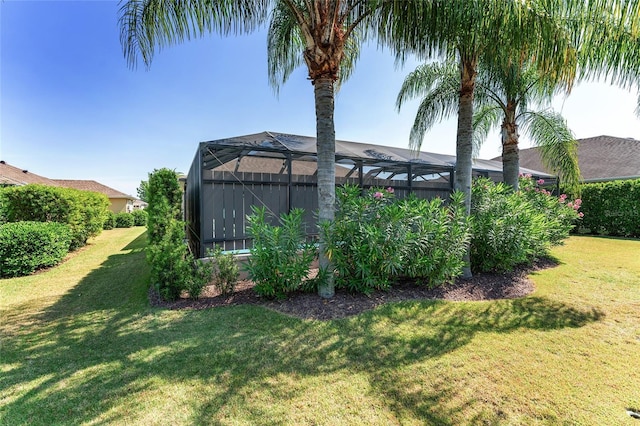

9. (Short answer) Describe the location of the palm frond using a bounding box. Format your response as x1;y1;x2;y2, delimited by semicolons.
119;0;270;68
520;109;581;195
408;80;460;152
335;26;363;92
471;105;501;158
267;2;305;92
396;61;458;111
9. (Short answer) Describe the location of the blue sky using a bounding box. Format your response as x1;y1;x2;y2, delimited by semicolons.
2;1;639;197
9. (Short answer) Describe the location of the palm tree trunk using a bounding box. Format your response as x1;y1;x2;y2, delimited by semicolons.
456;59;476;279
314;76;336;298
501;119;520;190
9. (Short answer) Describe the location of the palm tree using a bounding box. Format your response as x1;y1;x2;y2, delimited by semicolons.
119;0;387;298
473;59;580;194
383;0;577;277
397;59;581;194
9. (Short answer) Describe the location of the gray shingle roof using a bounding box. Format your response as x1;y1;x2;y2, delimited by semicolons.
496;135;640;182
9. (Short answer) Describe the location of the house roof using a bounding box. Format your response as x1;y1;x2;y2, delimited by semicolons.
497;135;640;182
0;161;63;187
53;180;134;199
200;131;553;178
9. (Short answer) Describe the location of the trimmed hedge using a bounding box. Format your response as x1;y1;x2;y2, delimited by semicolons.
0;221;72;277
0;184;110;250
132;209;148;226
103;211;117;230
579;179;640;237
115;212;134;228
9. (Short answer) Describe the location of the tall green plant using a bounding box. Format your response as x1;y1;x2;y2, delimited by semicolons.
246;207;316;299
146;168;181;246
145;168;208;301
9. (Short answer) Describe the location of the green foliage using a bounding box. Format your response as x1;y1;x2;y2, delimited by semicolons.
324;185;470;294
579;179;640;237
519;177;581;244
470;177;580;272
132;209;148;226
207;247;239;295
0;221;72;277
185;255;216;301
145;168;206;301
147;220;191;300
137;180;149;202
0;184;109;250
103;211;116;230
115;212;135;228
246;207;316;299
146;168;182;246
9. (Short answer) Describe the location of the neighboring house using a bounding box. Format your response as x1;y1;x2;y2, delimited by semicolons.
132;199;148;210
0;160;63;187
0;161;137;213
499;135;640;183
53;180;135;213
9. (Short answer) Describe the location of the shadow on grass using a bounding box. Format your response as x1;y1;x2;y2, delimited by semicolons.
1;231;605;425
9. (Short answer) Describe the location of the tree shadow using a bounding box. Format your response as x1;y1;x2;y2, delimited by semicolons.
1;231;606;424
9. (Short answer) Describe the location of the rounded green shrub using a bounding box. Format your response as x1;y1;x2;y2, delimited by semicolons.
0;221;72;277
115;212;134;228
103;211;116;230
246;207;316;299
470;177;580;273
132;209;148;226
324;185;469;294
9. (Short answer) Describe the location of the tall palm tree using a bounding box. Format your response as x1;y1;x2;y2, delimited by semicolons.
383;0;578;277
396;59;581;194
473;60;580;194
119;0;384;298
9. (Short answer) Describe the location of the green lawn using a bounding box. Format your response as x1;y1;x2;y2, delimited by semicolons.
1;228;639;425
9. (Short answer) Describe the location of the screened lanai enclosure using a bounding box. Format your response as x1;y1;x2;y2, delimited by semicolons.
185;131;554;257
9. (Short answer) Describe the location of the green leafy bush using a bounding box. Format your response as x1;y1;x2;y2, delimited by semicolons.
0;221;72;277
579;178;640;237
132;209;148;226
324;185;470;294
470;176;580;272
146;169;182;246
246;207;316;299
208;247;239;295
145;168;209;300
147;220;191;300
115;212;134;228
0;184;109;250
103;211;116;230
519;177;581;244
185;255;216;300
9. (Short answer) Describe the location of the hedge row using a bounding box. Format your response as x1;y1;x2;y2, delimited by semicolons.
1;184;110;250
579;178;640;237
0;221;72;277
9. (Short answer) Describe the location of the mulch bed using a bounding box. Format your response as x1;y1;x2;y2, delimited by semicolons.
149;259;557;321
